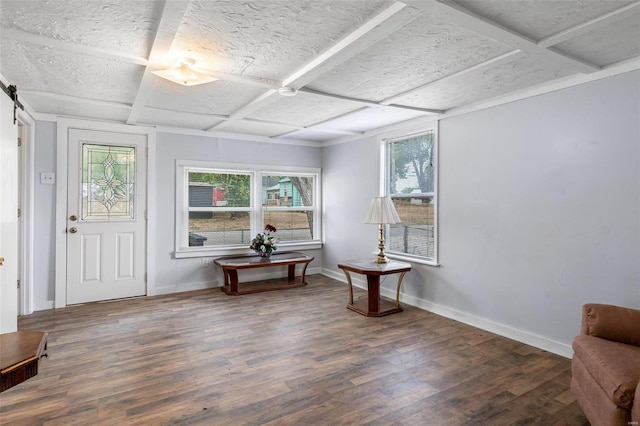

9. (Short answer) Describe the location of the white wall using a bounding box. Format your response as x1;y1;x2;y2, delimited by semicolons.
26;71;639;358
151;132;324;294
33;121;57;309
322;70;640;356
29;128;323;306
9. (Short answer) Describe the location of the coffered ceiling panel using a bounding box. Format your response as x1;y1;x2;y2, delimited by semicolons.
395;52;575;110
219;119;301;137
452;0;637;40
313;106;427;133
24;94;130;122
553;14;640;67
144;78;269;116
0;39;144;103
137;108;223;130
1;0;638;145
247;91;361;127
0;0;161;58
172;0;391;79
308;12;512;102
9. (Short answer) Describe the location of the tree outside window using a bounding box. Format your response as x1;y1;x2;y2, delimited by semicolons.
386;130;437;261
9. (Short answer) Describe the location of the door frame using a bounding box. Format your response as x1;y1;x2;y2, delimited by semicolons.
54;119;157;308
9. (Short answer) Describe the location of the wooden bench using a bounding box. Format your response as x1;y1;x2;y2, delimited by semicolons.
1;331;48;392
215;251;314;295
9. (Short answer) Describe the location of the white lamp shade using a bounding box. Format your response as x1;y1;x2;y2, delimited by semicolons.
364;196;401;224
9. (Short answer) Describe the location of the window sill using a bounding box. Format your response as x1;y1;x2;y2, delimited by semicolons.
384;252;440;267
175;241;323;259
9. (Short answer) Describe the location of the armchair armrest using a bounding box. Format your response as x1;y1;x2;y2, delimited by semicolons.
580;303;640;347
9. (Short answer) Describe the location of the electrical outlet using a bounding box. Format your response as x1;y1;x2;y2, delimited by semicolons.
201;258;211;268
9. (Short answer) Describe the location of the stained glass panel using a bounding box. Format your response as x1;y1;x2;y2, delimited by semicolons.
82;144;135;221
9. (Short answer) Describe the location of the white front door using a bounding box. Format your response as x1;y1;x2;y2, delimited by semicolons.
66;129;147;304
0;91;19;332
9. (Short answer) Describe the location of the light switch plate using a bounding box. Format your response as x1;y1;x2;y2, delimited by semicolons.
40;172;55;184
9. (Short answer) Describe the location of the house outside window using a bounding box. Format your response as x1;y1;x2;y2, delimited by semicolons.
383;127;438;265
175;160;321;257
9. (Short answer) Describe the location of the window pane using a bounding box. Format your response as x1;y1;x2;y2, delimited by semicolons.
262;175;314;207
387;131;435;259
189;172;250;208
262;174;315;240
82;144;135;221
388;197;435;258
263;210;314;241
188;211;251;246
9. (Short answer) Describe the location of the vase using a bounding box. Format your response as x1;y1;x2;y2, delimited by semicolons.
259;251;271;258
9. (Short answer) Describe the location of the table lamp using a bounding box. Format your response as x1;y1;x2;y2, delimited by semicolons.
364;196;401;263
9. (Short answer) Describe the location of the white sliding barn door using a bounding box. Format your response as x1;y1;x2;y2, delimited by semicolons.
67;129;147;304
0;91;18;332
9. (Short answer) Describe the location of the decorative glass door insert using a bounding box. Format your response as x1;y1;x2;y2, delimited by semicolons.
81;143;136;221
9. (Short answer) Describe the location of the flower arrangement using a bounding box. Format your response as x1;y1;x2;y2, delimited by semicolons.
250;224;279;257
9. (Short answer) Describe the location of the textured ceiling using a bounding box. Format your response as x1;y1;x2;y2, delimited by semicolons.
1;0;638;145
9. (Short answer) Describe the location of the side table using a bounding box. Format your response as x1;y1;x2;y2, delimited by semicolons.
338;259;411;317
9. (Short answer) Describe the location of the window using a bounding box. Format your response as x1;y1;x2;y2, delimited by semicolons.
383;128;438;264
175;161;321;257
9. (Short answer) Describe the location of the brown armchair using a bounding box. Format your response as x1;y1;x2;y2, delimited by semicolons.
571;303;640;425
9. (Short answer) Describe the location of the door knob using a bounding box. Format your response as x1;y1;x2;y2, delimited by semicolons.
69;227;78;234
69;215;77;221
0;257;4;266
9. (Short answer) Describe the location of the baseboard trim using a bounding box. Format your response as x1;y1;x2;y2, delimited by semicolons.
154;280;220;295
153;267;323;296
33;301;54;312
320;268;573;358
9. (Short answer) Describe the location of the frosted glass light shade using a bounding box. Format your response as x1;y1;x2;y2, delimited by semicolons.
151;58;218;86
364;196;401;224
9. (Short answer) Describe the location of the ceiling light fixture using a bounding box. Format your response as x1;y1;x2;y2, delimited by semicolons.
278;86;298;97
151;58;218;86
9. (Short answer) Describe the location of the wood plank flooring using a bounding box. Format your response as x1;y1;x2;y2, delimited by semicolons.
1;275;588;425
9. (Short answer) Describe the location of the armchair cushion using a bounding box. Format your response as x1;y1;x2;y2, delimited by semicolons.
573;334;640;410
581;303;640;346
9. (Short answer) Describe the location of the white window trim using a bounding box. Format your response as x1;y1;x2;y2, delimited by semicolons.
175;160;322;258
379;124;440;266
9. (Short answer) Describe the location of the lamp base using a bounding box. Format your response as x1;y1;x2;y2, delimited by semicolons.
375;224;390;263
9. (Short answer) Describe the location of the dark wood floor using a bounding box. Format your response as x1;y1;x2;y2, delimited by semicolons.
1;275;588;425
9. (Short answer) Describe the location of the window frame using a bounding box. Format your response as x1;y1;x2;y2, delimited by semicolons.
175;160;322;258
380;124;439;266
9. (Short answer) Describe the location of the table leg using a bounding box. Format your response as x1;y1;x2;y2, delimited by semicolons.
300;261;310;285
367;275;381;313
228;270;239;294
287;264;295;281
395;271;407;308
342;270;354;304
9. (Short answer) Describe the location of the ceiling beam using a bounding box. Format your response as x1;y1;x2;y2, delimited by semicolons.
210;1;421;131
127;0;192;125
283;2;421;88
409;0;600;74
538;1;640;48
299;88;442;115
